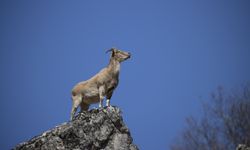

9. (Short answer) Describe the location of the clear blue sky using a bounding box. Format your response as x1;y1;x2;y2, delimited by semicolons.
0;1;250;149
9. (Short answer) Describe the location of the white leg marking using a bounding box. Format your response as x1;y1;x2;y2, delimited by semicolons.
106;99;110;107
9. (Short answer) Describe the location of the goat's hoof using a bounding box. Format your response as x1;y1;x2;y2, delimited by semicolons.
92;109;99;113
91;107;100;113
106;105;114;112
98;107;104;111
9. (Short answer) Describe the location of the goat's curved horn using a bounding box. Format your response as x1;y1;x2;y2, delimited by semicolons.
106;48;113;53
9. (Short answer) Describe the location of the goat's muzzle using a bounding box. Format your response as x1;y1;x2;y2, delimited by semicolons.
126;52;131;60
128;52;131;57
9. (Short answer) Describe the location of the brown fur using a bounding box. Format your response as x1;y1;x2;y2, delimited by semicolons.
70;48;131;120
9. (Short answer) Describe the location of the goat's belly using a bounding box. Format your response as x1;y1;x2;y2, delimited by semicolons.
84;96;100;104
83;89;100;104
84;89;98;97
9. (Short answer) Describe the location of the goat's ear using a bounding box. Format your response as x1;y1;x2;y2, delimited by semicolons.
111;50;115;57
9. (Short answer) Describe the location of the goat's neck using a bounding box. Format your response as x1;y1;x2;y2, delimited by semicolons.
108;57;120;76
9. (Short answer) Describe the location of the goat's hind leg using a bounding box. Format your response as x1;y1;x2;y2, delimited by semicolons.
98;86;105;109
80;102;89;112
70;95;82;121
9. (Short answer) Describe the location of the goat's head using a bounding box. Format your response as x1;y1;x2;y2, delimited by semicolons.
106;48;131;62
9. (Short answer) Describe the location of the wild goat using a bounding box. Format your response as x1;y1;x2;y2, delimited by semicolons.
70;48;131;120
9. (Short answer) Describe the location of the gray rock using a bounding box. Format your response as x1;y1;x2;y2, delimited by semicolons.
13;106;138;150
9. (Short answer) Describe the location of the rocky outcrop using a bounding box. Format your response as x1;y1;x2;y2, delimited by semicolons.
14;107;138;150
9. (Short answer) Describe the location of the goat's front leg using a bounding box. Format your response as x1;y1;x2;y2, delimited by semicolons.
106;91;113;107
98;86;105;108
